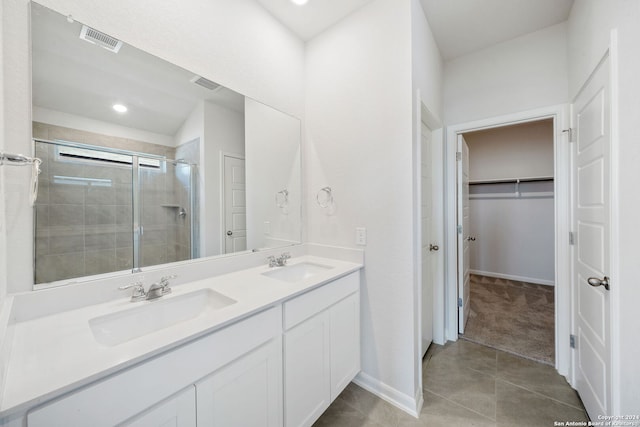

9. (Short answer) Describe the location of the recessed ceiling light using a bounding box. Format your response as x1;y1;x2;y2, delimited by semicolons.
291;0;308;5
113;104;128;113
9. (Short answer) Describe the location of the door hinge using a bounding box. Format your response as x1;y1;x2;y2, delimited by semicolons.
563;128;576;143
456;151;462;161
570;334;577;349
457;225;462;234
569;232;576;245
458;298;463;308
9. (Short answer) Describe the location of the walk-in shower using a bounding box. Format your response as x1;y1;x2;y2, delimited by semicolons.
33;139;198;284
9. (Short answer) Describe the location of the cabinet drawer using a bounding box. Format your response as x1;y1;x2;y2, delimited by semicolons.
284;271;359;330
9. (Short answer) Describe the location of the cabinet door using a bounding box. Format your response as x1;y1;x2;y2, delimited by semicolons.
284;312;331;427
330;292;360;400
121;386;196;427
196;337;282;427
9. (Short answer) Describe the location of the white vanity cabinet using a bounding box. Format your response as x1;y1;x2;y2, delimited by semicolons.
11;266;362;427
26;307;282;427
195;337;282;426
283;272;360;427
123;386;196;427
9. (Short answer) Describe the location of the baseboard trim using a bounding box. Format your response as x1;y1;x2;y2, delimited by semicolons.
353;372;420;418
469;270;554;287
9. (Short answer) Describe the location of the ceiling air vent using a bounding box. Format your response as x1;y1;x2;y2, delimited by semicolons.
190;75;221;91
79;25;123;53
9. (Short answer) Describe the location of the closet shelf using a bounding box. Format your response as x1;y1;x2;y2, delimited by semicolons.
469;176;554;185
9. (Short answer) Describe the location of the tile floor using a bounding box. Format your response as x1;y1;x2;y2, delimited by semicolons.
314;340;587;427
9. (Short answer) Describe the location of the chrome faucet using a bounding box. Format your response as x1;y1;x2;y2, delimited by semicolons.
119;275;176;302
267;252;291;268
118;281;147;302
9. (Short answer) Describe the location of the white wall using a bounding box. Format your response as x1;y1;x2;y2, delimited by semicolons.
411;0;443;120
2;0;32;294
245;98;301;251
33;107;175;147
202;101;245;257
306;0;437;413
567;0;640;414
465;120;554;181
0;0;304;293
410;0;444;403
444;23;568;125
470;197;555;284
0;0;6;300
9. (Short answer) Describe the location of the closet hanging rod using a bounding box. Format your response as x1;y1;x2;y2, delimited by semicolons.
469;176;554;185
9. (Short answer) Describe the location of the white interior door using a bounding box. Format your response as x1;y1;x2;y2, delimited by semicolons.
223;155;247;254
457;135;471;334
572;53;612;418
421;122;434;356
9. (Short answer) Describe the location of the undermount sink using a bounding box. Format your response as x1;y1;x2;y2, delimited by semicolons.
261;262;333;283
89;289;237;346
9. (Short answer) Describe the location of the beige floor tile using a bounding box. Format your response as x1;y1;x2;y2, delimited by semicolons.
424;355;496;420
496;350;584;409
425;339;497;375
496;381;588;427
339;383;405;426
319;339;586;427
398;391;496;427
312;396;385;427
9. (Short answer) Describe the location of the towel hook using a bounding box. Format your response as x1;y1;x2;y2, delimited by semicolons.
276;188;289;213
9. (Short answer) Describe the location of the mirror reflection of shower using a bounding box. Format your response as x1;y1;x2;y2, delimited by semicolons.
33;138;198;285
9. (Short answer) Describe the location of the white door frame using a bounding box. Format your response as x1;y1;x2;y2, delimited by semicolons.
413;90;443;413
443;104;571;377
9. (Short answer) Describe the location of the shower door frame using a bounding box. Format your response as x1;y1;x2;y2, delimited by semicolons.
33;138;198;283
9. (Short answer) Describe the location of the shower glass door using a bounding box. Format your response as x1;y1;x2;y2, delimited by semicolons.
137;158;195;269
34;139;197;285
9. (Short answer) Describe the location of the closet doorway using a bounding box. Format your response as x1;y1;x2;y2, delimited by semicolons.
457;119;556;364
444;105;571;375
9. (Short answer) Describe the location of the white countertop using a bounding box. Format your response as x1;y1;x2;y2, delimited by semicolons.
0;255;362;417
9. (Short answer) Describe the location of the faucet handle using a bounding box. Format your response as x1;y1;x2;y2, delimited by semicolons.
279;252;291;265
159;275;176;294
119;281;146;301
267;255;277;267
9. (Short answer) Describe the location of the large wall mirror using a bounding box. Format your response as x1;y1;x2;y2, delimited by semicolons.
31;3;301;287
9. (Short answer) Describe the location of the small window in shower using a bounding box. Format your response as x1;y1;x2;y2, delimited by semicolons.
56;145;162;169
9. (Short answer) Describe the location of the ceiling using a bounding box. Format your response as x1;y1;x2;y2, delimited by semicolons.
257;0;574;59
32;4;244;138
255;0;374;41
419;0;574;60
32;1;575;137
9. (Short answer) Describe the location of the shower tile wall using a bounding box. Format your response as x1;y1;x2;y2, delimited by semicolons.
33;122;193;284
139;162;192;268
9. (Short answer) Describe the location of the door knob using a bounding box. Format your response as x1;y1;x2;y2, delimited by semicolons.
429;244;439;252
226;230;233;236
465;236;476;242
587;276;610;291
